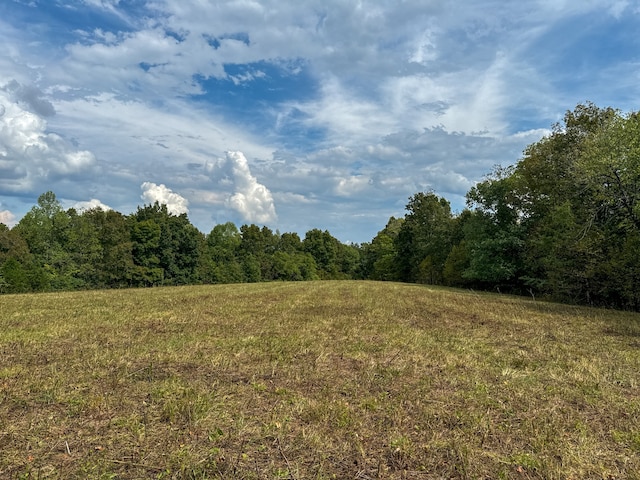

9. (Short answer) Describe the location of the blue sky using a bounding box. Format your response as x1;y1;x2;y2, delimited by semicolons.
1;0;639;243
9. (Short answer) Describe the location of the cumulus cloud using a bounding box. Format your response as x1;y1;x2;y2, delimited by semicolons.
0;85;96;193
140;182;189;215
0;209;16;227
204;151;278;224
72;198;112;212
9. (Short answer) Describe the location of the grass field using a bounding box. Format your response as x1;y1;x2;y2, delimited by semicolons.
1;281;639;479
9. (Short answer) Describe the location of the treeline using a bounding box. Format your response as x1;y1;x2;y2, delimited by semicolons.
362;103;640;310
0;196;361;292
1;103;639;309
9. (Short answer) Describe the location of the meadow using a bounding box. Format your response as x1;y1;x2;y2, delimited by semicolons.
1;281;639;479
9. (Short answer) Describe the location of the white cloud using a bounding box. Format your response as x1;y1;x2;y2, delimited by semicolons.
3;79;56;117
140;182;189;215
287;76;397;143
72;198;112;212
206;151;277;224
223;151;277;224
0;209;16;227
0;84;96;193
334;175;371;197
1;0;639;242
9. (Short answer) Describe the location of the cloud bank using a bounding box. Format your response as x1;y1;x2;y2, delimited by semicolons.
0;83;96;195
0;1;638;241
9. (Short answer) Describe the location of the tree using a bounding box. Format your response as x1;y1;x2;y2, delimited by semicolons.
395;192;454;284
60;208;103;289
129;203;203;286
0;258;30;293
130;217;163;286
201;222;243;284
278;232;303;253
361;217;403;281
271;251;318;281
579;110;640;232
508;103;637;304
14;191;78;290
14;191;61;258
82;208;134;287
0;225;30;292
463;168;527;291
442;210;474;287
303;229;340;279
160;214;203;285
239;224;277;281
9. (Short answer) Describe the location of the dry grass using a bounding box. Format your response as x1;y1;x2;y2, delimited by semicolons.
1;281;639;479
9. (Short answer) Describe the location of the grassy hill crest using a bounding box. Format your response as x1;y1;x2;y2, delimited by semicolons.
1;281;639;479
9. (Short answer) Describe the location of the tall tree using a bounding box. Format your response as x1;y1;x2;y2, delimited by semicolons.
83;208;134;287
0;224;46;292
361;217;403;281
464;170;526;290
303;229;340;279
14;191;78;290
201;222;243;284
395;192;454;284
129;203;203;286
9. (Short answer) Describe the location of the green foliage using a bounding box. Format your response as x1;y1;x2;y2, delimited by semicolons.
129;203;204;286
0;258;30;293
361;217;403;281
395;192;454;284
201;222;243;284
0;225;41;293
303;228;338;278
443;240;470;286
384;103;640;309
303;228;358;279
271;251;318;281
83;208;135;287
4;103;640;309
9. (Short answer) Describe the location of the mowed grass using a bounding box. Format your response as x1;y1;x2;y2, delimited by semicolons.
1;281;639;479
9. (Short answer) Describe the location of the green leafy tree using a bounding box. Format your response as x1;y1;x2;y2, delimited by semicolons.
0;258;30;293
129;203;203;286
442;210;474;287
61;208;103;288
201;222;243;284
239;224;277;281
278;232;304;253
130;217;163;286
161;215;204;284
336;242;361;279
464;168;526;291
271;251;318;281
361;217;403;281
510;103;634;304
395;192;454;284
303;229;340;279
14;191;78;290
82;208;134;287
0;225;31;292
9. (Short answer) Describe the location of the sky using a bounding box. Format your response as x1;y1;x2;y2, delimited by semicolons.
1;0;639;243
